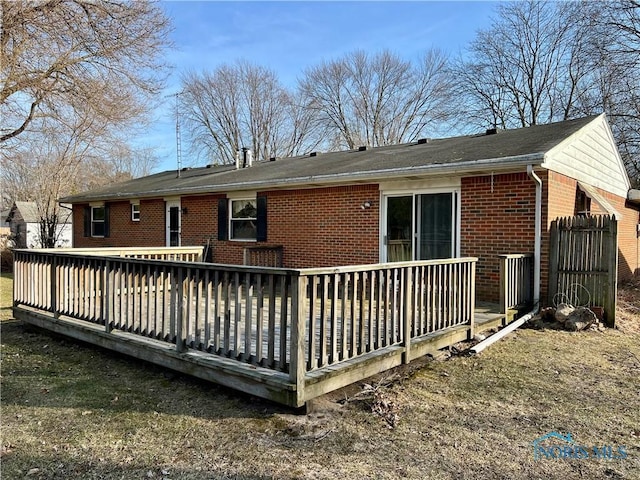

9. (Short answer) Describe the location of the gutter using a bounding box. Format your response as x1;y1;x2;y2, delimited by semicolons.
471;164;543;354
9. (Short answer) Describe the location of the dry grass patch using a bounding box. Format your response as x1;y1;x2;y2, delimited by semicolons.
1;273;639;479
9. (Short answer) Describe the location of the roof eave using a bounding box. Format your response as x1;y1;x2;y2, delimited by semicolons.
60;153;546;204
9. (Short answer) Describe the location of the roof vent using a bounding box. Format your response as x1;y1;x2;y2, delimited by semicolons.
309;151;321;157
417;138;430;144
485;128;501;135
269;157;277;162
181;167;191;171
358;145;368;151
242;147;253;168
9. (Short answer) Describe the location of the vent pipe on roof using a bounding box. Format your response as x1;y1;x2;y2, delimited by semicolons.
309;151;321;157
485;128;501;135
417;138;430;144
242;147;253;168
358;146;368;151
235;150;240;170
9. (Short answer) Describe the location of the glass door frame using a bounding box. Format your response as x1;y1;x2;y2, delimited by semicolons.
380;188;460;263
165;199;181;247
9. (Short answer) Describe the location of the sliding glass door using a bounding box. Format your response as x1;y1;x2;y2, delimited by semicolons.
383;192;457;262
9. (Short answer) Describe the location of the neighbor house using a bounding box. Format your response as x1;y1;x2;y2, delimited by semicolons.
5;201;73;248
61;114;640;305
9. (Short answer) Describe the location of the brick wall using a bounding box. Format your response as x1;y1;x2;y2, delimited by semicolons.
213;185;380;267
597;191;640;280
73;199;165;247
71;171;638;305
461;173;537;303
180;194;223;259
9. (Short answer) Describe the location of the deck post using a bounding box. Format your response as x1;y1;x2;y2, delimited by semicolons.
50;254;59;319
604;218;618;327
469;260;476;339
402;267;413;364
290;274;307;407
499;256;508;315
104;259;111;332
176;267;187;353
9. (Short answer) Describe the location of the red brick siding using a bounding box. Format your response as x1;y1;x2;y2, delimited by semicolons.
213;185;380;268
598;191;640;279
73;199;165;248
71;171;639;304
461;173;537;303
180;194;223;251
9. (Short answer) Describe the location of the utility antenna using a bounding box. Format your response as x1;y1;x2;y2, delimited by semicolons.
175;92;182;178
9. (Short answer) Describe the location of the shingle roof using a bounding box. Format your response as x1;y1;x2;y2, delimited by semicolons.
6;202;72;224
61;115;599;203
11;202;40;223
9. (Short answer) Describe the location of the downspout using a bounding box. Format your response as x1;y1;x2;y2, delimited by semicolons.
471;164;542;354
527;164;542;309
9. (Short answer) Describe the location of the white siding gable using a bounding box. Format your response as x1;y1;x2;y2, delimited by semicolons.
542;114;631;198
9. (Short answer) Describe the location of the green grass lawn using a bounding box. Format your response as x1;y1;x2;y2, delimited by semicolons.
1;273;639;479
1;272;13;321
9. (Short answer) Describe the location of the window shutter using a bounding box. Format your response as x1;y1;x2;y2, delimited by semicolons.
256;195;267;242
217;198;228;241
83;206;91;237
103;204;110;238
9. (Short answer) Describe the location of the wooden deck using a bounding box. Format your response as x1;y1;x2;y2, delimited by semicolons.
12;248;531;408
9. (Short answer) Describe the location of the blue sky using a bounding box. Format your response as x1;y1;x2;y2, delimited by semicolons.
145;1;499;172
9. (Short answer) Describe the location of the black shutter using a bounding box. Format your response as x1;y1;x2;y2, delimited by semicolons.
217;198;228;241
103;204;110;238
256;195;267;242
83;206;91;237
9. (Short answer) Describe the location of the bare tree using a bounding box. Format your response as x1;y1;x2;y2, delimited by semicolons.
0;0;171;245
1;115;159;247
181;61;323;164
451;1;585;129
453;0;640;186
0;0;171;143
595;0;640;185
299;49;454;149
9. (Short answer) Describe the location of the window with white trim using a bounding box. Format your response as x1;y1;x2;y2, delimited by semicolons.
230;199;257;240
131;203;140;221
91;206;106;237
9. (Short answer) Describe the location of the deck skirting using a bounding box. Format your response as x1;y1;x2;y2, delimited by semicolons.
14;306;482;407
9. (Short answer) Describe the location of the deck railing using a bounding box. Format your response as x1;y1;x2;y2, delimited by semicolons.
243;245;284;268
13;249;477;406
301;259;476;370
498;253;534;315
28;246;205;262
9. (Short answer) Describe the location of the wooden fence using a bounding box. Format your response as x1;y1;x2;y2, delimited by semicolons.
13;249;477;407
548;215;617;326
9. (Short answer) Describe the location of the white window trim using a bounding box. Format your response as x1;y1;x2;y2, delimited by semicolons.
131;202;140;222
91;205;105;238
229;197;257;242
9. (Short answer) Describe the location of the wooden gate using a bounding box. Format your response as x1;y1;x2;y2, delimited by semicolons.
548;215;618;326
